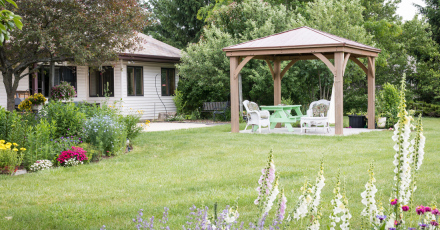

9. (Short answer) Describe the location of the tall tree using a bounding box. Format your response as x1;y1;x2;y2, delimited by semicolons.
417;0;440;46
145;0;212;49
2;0;148;111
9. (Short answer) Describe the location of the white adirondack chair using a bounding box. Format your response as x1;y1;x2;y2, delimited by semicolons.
300;99;331;133
243;100;270;133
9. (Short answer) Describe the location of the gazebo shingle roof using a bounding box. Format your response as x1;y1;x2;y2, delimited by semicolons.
223;26;380;53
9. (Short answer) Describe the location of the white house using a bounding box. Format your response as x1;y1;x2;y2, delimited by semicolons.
0;33;181;120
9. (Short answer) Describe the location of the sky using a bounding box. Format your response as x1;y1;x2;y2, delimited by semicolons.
396;0;426;21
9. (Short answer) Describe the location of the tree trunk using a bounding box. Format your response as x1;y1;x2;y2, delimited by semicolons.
3;71;16;111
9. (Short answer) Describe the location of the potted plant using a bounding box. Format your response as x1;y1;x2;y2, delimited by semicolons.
347;109;367;128
51;81;76;102
18;93;47;111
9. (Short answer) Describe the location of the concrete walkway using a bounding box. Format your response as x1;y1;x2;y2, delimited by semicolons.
143;122;222;132
240;127;384;136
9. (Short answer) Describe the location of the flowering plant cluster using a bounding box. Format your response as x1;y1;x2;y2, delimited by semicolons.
84;115;126;155
56;147;88;166
0;140;25;174
29;160;53;172
18;93;47;110
51;81;76;101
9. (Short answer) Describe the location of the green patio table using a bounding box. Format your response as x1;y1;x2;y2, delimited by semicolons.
259;105;304;132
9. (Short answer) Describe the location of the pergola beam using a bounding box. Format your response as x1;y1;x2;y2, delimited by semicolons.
313;53;336;75
280;59;298;79
265;60;275;80
233;56;254;79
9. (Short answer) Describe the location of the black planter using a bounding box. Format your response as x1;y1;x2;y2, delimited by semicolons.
348;115;367;128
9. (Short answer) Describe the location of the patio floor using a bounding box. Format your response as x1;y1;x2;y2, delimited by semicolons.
239;127;384;136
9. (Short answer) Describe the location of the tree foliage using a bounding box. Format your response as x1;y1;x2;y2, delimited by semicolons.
417;0;440;46
178;0;440;113
1;0;148;111
177;0;303;112
145;0;212;49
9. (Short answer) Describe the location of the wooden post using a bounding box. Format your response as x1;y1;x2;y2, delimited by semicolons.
367;57;375;129
230;57;240;133
32;63;38;95
334;52;344;135
273;58;282;128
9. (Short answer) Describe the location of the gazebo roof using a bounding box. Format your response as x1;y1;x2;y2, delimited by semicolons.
223;26;381;54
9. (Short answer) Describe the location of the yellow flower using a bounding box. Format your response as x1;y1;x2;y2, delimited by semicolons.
12;148;18;152
0;140;5;144
13;143;18;146
20;148;26;151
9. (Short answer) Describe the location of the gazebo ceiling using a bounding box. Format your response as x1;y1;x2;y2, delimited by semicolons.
223;26;381;58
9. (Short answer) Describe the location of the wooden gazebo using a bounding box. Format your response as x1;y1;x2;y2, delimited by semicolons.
222;26;381;135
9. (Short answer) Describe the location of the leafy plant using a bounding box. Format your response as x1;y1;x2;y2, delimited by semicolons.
172;89;186;115
118;111;143;141
23;119;57;168
41;101;86;138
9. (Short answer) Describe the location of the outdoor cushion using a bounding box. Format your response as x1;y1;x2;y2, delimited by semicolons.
312;103;329;117
260;110;270;119
248;102;259;111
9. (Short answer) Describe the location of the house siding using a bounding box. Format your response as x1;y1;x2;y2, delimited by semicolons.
119;61;178;120
0;61;178;120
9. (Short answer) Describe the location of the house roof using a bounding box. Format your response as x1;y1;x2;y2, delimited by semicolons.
223;26;381;53
120;33;181;63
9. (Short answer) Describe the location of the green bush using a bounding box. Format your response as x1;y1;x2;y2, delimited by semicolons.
376;83;400;127
42;101;86;138
0;109;33;148
23;119;57;168
119;113;142;141
75;143;97;163
408;101;440;117
172;90;186;115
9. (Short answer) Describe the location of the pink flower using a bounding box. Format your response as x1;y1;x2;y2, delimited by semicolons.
431;221;439;226
425;206;432;212
416;205;425;215
402;205;409;212
390;198;398;205
432;209;440;216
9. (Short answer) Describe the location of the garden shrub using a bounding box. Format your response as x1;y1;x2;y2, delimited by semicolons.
408;101;440;117
75;102;103;118
76;143;98;162
119;113;142;141
172;89;186;114
84;115;126;156
376;83;400;127
0;110;33;148
23;119;57;168
42;101;86;138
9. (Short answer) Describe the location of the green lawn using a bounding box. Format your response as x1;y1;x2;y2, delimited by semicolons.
1;118;439;229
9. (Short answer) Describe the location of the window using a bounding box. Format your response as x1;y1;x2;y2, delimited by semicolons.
127;66;143;96
89;66;114;97
161;68;175;96
29;66;77;97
